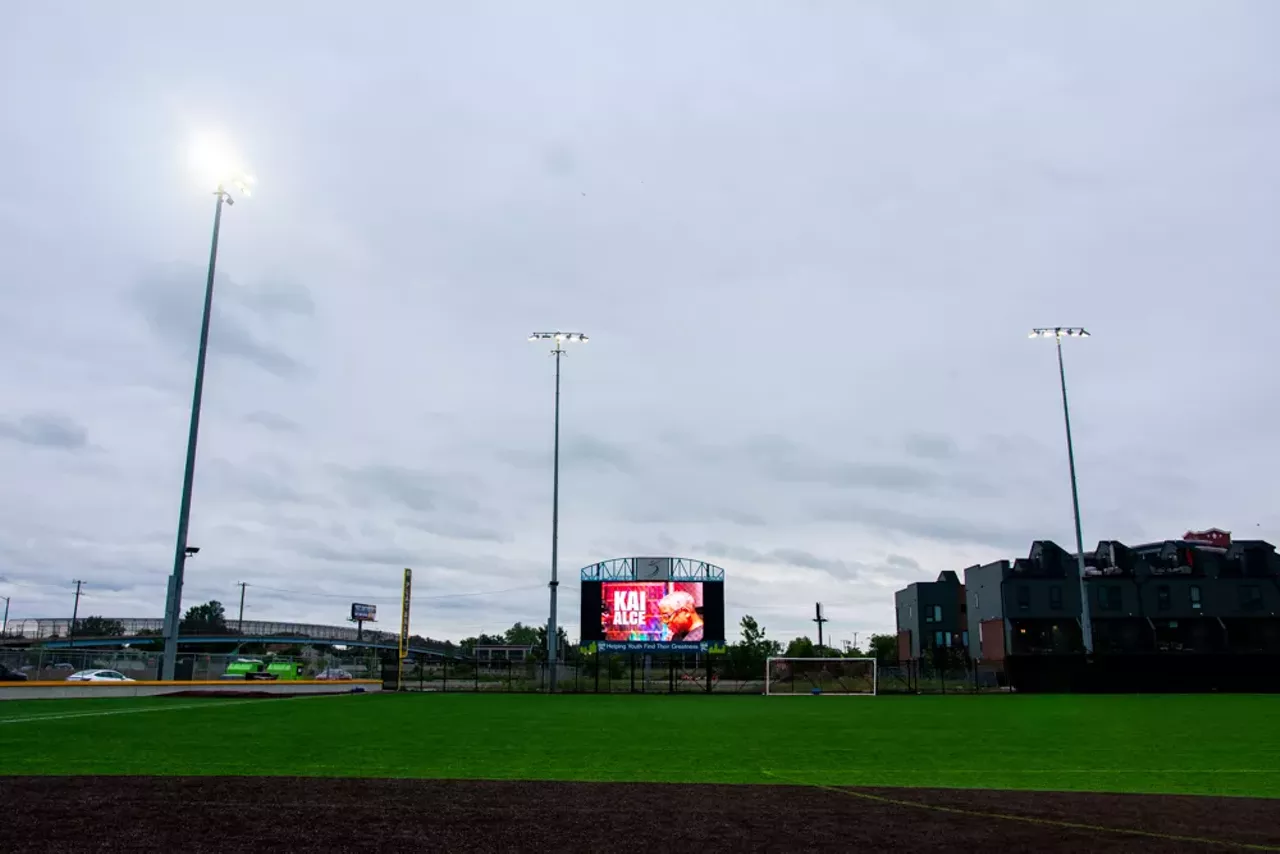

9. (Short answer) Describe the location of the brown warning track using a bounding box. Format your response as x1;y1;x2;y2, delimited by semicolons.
2;777;1277;853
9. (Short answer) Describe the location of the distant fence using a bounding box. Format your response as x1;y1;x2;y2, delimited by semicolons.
0;648;383;682
1006;653;1280;693
379;657;1010;694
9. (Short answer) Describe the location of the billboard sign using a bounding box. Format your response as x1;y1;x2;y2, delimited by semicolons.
602;581;707;642
351;603;377;622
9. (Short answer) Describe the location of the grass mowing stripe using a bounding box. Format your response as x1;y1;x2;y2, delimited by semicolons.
0;693;357;725
2;693;1278;798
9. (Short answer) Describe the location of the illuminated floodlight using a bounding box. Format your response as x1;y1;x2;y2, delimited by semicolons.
1030;327;1090;339
189;132;255;196
529;331;589;345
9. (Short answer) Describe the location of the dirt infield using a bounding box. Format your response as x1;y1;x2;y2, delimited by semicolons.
3;777;1277;852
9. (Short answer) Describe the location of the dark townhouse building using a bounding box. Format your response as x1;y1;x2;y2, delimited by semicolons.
1090;536;1280;654
963;540;1086;664
956;531;1280;665
894;570;967;661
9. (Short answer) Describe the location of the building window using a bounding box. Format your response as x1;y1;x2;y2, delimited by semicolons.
1098;585;1122;611
1157;585;1171;611
1190;586;1202;610
932;605;942;623
961;630;969;648
934;631;946;647
1016;586;1030;611
1241;585;1264;613
1049;586;1063;610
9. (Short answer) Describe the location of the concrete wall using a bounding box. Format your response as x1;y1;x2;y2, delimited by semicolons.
0;680;382;701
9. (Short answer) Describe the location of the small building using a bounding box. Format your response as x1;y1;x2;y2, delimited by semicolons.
893;570;967;661
473;644;534;664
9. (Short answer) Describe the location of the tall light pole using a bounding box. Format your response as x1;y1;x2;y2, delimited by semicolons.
1030;327;1094;653
1;595;10;637
161;165;254;681
529;331;588;691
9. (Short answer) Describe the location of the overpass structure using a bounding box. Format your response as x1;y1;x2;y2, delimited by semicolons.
0;617;464;659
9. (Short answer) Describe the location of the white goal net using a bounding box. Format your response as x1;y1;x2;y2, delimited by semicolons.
765;657;877;696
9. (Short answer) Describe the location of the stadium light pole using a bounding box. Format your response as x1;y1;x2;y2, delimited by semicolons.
1030;327;1094;654
529;331;588;691
161;149;255;681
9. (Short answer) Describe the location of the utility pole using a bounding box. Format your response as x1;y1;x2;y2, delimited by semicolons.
813;602;828;656
70;580;85;642
1;595;10;637
236;582;247;633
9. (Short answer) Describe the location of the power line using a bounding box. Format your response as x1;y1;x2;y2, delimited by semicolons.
241;582;545;603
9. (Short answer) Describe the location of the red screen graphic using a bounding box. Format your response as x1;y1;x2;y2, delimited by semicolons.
601;582;705;643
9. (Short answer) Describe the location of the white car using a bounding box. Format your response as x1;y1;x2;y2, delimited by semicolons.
65;669;135;682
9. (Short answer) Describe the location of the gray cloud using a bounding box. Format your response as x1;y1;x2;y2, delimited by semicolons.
0;413;88;450
903;433;958;461
813;500;1028;553
334;464;481;515
498;433;634;473
232;279;315;318
886;554;921;571
397;516;512;544
243;411;301;433
130;267;307;378
696;540;866;582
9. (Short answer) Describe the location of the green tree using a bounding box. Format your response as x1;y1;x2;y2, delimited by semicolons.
784;636;816;658
72;616;126;638
504;622;539;646
532;625;572;661
180;600;228;634
867;633;899;663
726;615;781;679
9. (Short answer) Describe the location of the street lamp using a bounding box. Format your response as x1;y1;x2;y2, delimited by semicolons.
1030;327;1094;653
529;331;588;690
161;147;255;681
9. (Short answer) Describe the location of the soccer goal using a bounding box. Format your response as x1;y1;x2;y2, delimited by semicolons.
765;657;877;696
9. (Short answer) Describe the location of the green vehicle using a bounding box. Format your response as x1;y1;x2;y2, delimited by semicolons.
220;659;305;681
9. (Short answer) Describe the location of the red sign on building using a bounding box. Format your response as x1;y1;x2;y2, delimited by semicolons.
1183;528;1231;548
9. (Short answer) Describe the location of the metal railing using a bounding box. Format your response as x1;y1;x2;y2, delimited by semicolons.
0;648;384;682
1;617;456;652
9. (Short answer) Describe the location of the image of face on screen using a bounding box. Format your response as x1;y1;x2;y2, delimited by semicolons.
602;582;704;642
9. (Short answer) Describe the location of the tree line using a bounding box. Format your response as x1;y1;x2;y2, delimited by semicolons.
63;604;900;667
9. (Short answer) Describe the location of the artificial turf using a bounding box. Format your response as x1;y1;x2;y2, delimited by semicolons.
1;692;1277;798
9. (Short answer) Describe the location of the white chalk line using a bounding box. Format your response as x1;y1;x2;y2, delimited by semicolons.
0;692;356;725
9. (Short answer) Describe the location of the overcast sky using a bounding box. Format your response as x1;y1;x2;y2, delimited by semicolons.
1;2;1276;647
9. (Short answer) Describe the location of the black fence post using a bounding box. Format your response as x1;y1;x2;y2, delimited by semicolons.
474;658;479;692
629;654;636;693
705;654;712;694
595;651;601;693
444;659;450;692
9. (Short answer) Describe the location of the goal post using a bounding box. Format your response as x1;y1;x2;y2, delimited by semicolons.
765;657;877;696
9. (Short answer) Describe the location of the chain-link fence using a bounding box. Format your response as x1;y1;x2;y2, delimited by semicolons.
382;655;1013;694
0;648;383;681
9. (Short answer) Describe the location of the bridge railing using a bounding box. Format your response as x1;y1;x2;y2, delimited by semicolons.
0;617;452;651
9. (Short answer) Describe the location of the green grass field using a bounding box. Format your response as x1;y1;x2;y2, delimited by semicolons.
2;693;1278;798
